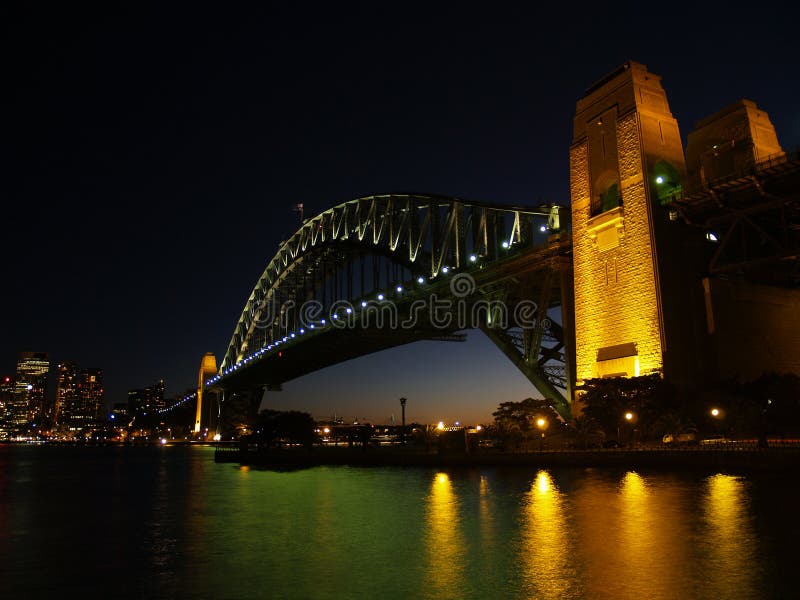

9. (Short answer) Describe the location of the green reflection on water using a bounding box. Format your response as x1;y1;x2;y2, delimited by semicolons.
0;447;784;599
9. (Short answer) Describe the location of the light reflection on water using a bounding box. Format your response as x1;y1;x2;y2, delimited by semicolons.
701;474;758;598
425;473;466;599
519;470;577;599
0;446;795;599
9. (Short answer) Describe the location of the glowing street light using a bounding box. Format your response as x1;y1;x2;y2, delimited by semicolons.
624;411;634;421
711;407;720;417
436;421;445;431
535;417;548;451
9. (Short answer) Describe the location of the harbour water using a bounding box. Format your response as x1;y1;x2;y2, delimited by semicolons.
1;444;797;599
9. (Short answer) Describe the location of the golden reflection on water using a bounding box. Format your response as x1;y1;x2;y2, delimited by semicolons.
618;472;660;594
701;474;758;598
572;471;695;599
479;474;493;543
519;470;573;599
424;472;465;599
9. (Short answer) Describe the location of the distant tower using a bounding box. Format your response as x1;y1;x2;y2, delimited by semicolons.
195;353;218;433
79;368;104;423
55;361;79;427
570;62;704;391
13;352;50;427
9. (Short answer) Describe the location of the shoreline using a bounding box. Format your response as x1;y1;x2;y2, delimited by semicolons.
216;445;800;471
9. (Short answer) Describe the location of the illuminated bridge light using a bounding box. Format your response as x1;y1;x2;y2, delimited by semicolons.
346;307;352;314
310;324;315;329
299;329;305;334
442;266;449;274
290;333;295;338
539;225;548;233
321;318;326;324
417;276;425;284
282;336;288;342
502;241;509;249
396;285;403;292
332;314;338;319
377;294;385;301
361;300;367;308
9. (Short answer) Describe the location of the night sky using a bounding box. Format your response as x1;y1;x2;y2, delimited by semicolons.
4;5;798;424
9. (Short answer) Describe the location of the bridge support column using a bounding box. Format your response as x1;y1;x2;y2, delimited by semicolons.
480;325;571;419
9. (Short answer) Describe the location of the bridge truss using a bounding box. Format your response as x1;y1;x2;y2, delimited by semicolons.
216;193;575;417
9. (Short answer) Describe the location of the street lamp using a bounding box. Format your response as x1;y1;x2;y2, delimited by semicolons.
536;417;548;451
623;411;636;447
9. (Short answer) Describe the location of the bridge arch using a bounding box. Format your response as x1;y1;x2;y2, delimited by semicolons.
217;193;573;417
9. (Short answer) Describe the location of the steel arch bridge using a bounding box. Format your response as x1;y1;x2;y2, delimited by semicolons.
210;193;576;418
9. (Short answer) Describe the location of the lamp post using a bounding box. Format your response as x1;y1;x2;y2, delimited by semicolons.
624;411;634;447
710;407;723;437
536;417;548;451
399;397;407;445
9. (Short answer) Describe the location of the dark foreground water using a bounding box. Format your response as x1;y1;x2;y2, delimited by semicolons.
1;445;798;599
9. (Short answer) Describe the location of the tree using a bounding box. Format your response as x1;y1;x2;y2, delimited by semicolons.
492;398;560;450
254;409;316;449
579;375;678;441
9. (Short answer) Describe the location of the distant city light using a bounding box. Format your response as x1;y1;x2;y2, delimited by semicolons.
437;421;445;431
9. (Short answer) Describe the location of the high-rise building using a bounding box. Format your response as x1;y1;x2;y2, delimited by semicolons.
55;361;79;427
0;375;15;437
78;368;104;424
127;379;165;416
148;380;165;413
13;352;50;428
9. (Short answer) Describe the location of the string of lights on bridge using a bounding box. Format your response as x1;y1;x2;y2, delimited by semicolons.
158;391;197;415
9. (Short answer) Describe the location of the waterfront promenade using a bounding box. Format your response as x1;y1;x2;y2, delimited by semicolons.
216;443;800;471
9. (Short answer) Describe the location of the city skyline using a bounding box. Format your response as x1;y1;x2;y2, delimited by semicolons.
4;6;799;424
